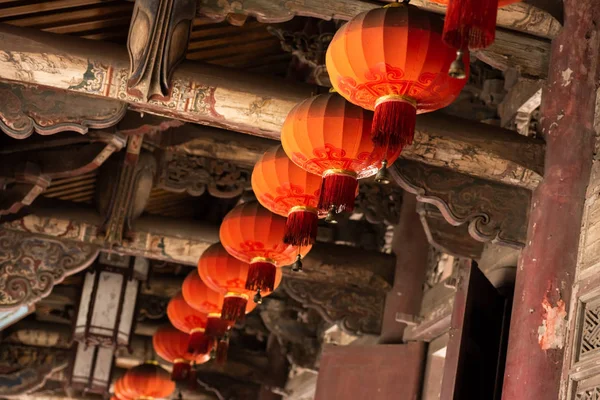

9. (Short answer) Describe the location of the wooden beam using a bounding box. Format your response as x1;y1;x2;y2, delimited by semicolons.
0;25;545;188
196;0;562;40
1;203;395;291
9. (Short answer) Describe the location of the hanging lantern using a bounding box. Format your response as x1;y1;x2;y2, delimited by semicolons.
197;242;282;321
326;3;468;160
70;343;115;394
252;145;325;247
281;93;396;218
113;377;134;400
74;253;148;348
220;202;311;297
121;361;175;400
167;293;211;354
431;0;520;77
153;325;211;382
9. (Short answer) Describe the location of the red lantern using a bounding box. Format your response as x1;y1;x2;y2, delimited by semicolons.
281;93;395;216
431;0;520;73
113;377;134;400
153;325;211;382
197;242;282;321
167;293;211;354
326;4;468;157
121;361;175;400
220;202;311;296
252;145;325;247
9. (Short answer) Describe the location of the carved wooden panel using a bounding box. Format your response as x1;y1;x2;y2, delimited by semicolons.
391;160;530;248
127;0;196;100
282;278;385;335
0;82;127;139
580;301;600;360
576;387;600;399
157;152;251;198
0;229;99;310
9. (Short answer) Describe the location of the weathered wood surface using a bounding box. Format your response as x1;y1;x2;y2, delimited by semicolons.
502;0;600;399
1;203;395;291
0;26;545;188
197;0;562;39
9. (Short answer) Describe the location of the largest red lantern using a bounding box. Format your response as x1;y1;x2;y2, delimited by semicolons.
153;325;211;382
198;242;282;320
252;145;325;248
220;202;310;297
326;4;468;159
167;293;211;354
281;93;397;216
121;361;175;400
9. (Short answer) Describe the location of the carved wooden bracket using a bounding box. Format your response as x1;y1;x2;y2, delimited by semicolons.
0;132;126;216
282;278;385;336
355;182;403;226
157;152;251;198
127;0;196;101
0;82;127;139
0;229;99;310
391;160;530;248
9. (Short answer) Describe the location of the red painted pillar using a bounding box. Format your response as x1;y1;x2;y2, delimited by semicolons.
502;1;600;399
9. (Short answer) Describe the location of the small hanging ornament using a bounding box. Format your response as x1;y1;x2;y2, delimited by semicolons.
431;0;520;77
220;202;311;296
152;325;211;382
326;3;468;159
121;361;175;400
197;242;282;322
281;93;398;217
167;293;211;354
252;145;325;247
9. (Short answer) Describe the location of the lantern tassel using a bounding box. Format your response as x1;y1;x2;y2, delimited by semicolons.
318;171;358;214
372;97;416;155
188;330;210;354
188;365;198;390
171;360;191;382
206;315;231;338
443;0;499;51
216;336;229;365
221;294;248;322
245;261;276;293
284;208;318;246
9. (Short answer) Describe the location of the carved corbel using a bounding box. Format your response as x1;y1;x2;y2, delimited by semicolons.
127;0;196;100
354;182;403;225
282;279;385;336
391;160;530;248
0;82;127;139
0;229;99;310
157;152;251;198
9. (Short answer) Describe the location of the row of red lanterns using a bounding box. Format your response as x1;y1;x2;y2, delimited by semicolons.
112;2;511;397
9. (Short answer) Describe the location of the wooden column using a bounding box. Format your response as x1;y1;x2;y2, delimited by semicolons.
379;193;429;343
501;1;600;399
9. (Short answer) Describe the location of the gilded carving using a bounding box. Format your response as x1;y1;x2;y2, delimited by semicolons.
391;160;530;248
282;279;384;335
0;82;126;139
157;152;251;198
127;0;196;101
0;229;99;310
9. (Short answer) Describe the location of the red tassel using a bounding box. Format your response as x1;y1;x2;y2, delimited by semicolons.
205;315;232;338
171;360;191;382
318;171;358;214
284;208;318;246
221;293;248;322
188;329;210;354
443;0;499;50
372;98;416;155
216;337;229;365
245;261;276;292
188;365;198;390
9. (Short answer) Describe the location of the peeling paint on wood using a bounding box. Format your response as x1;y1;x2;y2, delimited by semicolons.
538;296;567;350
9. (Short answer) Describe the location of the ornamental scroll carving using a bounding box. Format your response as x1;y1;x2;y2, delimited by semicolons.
0;229;99;310
282;279;384;336
0;82;127;139
391;160;530;248
157;152;251;198
127;0;196;101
